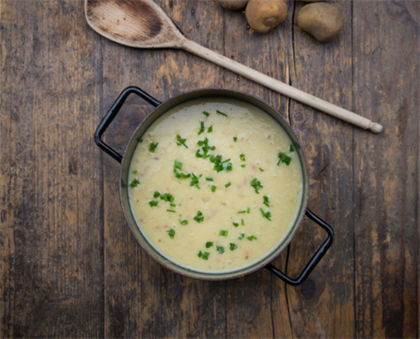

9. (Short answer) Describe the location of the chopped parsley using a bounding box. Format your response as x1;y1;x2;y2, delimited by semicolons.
247;235;258;241
263;195;270;207
132;170;138;174
219;230;228;236
166;209;176;213
229;243;238;251
198;251;210;260
225;182;231;188
233;136;237;142
232;222;239;227
238;233;245;240
180;219;188;225
129;179;140;188
149;142;158;153
250;178;263;194
278;152;292;166
260;208;272;221
190;173;201;189
216;110;228;117
149;200;159;207
239;154;246;161
206;177;213;181
211;185;216;192
176;135;188;148
216;246;225;254
198;121;205;135
205;241;213;248
167;229;175;239
202;111;210;117
161;193;174;202
193;211;204;223
153;191;161;198
259;168;264;172
207;126;213;133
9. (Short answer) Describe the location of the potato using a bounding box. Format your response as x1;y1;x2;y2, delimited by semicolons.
297;3;343;42
216;0;249;10
245;0;288;33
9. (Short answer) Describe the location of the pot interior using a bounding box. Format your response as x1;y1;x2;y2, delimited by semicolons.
119;89;309;280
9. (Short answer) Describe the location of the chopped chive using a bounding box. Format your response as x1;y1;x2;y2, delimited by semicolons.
260;208;272;221
167;229;175;239
176;134;188;148
132;170;138;174
225;182;231;188
211;185;216;192
196;137;216;159
238;210;246;214
238;233;245;240
263;195;270;207
229;243;238;251
173;161;191;179
219;230;228;236
190;173;201;189
170;203;176;207
149;142;158;153
247;235;258;241
216;246;225;254
167;209;176;213
205;241;214;248
207;126;213;133
250;178;263;194
225;163;233;172
129;179;140;188
193;211;204;223
198;251;210;260
241;219;244;225
149;200;159;207
202;111;210;117
216;110;228;117
247;207;250;214
153;191;161;198
161;193;174;202
289;144;295;152
239;154;246;161
198;121;205;135
174;160;183;170
138;139;143;143
241;164;246;168
206;177;214;181
278;152;292;166
233;136;237;142
180;219;188;225
232;222;239;227
259;168;264;172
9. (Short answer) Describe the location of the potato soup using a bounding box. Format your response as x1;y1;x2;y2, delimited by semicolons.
128;98;303;273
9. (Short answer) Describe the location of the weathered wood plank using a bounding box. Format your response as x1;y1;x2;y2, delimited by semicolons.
352;1;419;337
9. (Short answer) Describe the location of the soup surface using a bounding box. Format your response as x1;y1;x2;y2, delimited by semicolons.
128;98;303;273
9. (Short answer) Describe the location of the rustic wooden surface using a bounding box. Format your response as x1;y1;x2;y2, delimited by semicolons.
0;0;418;337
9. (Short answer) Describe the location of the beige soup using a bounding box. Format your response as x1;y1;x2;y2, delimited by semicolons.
128;98;303;273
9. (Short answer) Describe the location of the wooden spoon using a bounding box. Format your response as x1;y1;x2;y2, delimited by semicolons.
85;0;383;133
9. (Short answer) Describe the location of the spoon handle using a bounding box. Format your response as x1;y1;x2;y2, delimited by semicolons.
181;39;383;133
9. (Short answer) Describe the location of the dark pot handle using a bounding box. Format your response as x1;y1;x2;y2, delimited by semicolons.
265;209;334;285
94;86;161;163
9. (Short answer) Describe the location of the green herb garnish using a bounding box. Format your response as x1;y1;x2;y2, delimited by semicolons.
153;191;161;198
225;182;231;188
211;185;216;192
259;168;264;172
289;144;295;152
193;211;204;223
233;136;237;142
167;209;176;213
176;135;188;148
232;222;239;227
205;241;213;248
196;137;216;158
132;170;138;174
190;173;201;189
238;210;246;214
209;154;232;172
167;229;175;239
161;193;174;202
241;164;246;168
241;219;244;225
149;200;159;207
238;233;245;240
149;142;158;153
216;246;225;254
247;207;250;214
278;152;292;166
247;235;258;241
207;126;213;133
138;139;143;143
260;208;272;221
129;179;140;188
198;251;210;260
219;230;228;236
202;111;210;117
170;203;176;207
230;243;238;251
173;160;191;179
198;121;205;135
239;154;246;161
263;195;270;207
216;110;228;117
206;177;213;181
180;219;188;225
250;178;263;194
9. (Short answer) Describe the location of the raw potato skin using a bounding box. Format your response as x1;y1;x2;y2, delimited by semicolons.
297;2;344;42
245;0;288;33
216;0;249;10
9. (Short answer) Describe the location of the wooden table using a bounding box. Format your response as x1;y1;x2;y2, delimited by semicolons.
1;0;418;337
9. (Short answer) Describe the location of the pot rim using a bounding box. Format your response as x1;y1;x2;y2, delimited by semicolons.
118;87;309;281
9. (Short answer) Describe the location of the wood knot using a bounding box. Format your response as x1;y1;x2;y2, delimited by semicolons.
299;279;316;300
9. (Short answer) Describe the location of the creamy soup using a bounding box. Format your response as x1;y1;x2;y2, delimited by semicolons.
128;98;303;273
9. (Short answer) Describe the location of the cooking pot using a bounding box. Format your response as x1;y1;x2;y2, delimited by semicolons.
95;86;334;285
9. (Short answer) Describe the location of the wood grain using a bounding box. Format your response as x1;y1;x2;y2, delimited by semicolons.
0;0;418;338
